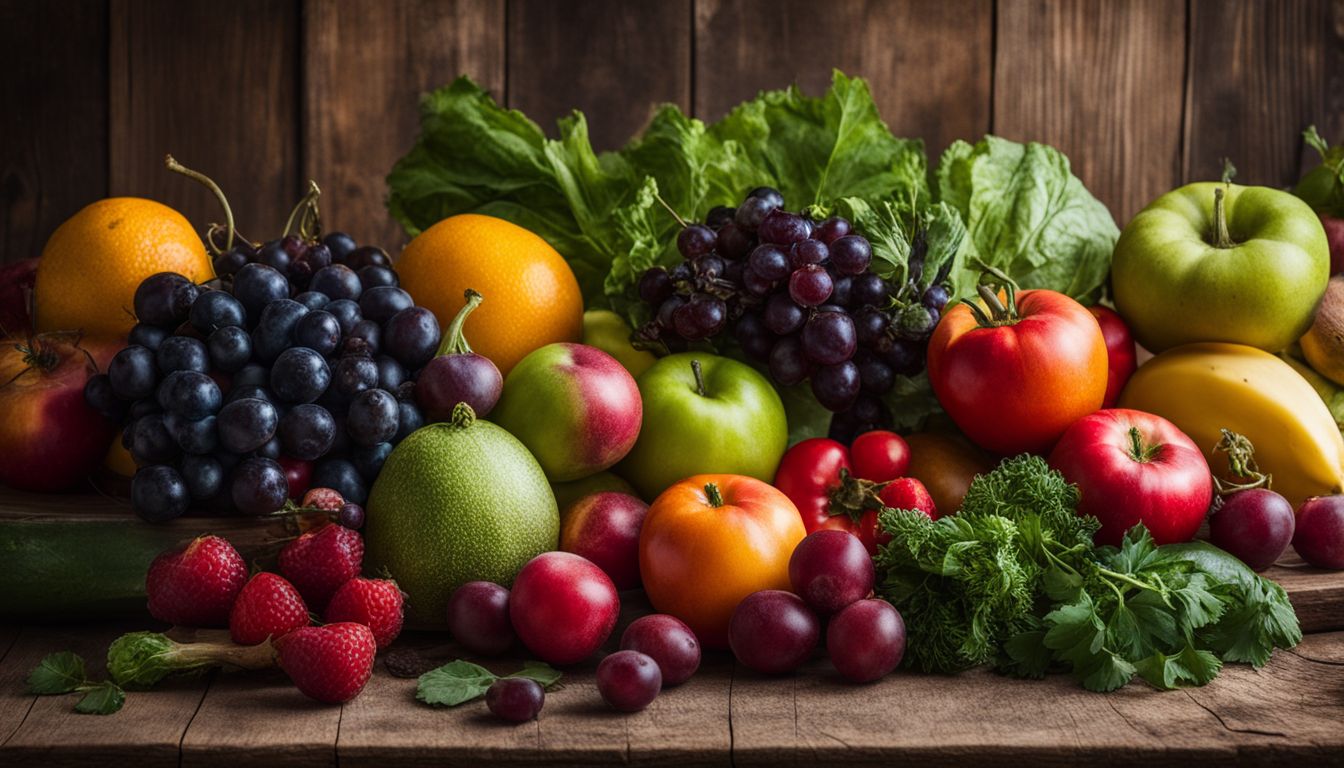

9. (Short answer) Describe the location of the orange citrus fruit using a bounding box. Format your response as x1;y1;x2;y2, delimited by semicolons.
397;214;583;375
35;197;214;339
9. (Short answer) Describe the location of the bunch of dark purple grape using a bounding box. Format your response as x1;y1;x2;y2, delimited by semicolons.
84;231;439;523
635;187;951;438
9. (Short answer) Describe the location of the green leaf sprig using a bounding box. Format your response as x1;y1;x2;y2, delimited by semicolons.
416;659;562;708
26;652;126;715
876;454;1301;692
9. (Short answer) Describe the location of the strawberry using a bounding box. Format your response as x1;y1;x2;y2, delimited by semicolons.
879;477;939;520
230;572;310;645
274;622;376;703
278;523;364;610
301;487;345;512
146;535;247;627
325;577;404;649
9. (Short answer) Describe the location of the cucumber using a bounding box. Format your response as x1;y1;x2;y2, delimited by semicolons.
0;488;318;619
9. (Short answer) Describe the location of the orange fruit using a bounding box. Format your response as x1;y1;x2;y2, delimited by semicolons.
35;197;213;339
397;214;583;375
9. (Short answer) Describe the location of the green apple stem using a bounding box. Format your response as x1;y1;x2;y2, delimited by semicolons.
436;289;484;356
703;482;725;508
1212;187;1235;249
450;402;477;429
690;359;707;397
165;154;234;254
1211;428;1271;495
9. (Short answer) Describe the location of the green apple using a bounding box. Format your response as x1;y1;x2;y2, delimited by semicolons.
582;310;657;377
618;352;787;500
1112;182;1329;353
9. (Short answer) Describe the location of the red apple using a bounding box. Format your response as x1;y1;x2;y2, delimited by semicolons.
1088;305;1137;409
509;551;619;665
0;333;119;491
492;343;642;481
0;258;39;338
560;491;649;590
1048;408;1213;545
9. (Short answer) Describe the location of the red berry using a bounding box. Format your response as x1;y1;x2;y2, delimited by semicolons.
279;523;364;610
146;535;247;627
879;477;938;520
275;622;377;704
325;577;405;649
280;457;313;499
301;487;345;512
230;572;310;645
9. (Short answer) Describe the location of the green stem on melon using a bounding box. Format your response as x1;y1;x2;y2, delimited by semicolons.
690;359;707;397
1212;187;1235;249
450;402;477;429
165;154;234;254
436;290;484;356
1211;428;1272;495
704;483;725;508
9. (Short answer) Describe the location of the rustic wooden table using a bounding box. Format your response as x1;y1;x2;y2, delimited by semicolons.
2;566;1342;768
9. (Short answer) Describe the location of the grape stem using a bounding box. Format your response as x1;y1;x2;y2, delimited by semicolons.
690;359;707;397
653;191;689;229
283;181;323;240
436;289;484;356
165;154;234;254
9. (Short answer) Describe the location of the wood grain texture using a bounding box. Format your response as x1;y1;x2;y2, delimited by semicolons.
995;0;1187;226
506;0;692;151
0;624;209;767
108;0;300;244
1185;0;1344;186
180;669;341;768
0;0;108;263
303;0;505;251
694;0;992;161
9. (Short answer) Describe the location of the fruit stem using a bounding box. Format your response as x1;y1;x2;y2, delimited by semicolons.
653;191;689;229
283;181;323;240
450;402;477;429
690;359;707;397
703;482;724;508
826;467;887;523
165;154;234;254
1126;427;1162;463
964;262;1020;328
435;290;484;356
1212;428;1272;495
1212;187;1235;249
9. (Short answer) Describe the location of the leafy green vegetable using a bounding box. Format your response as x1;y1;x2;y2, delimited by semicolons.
27;651;126;715
935;137;1118;303
876;455;1301;692
416;659;562;708
1294;125;1344;216
107;631;276;689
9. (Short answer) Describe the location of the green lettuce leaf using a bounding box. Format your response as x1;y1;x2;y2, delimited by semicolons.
935;136;1118;303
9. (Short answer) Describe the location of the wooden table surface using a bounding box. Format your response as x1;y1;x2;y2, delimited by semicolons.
3;613;1343;767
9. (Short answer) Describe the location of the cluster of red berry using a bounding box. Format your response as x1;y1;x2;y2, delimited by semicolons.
145;488;402;703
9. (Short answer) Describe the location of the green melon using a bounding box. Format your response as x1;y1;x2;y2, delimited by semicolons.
365;403;558;624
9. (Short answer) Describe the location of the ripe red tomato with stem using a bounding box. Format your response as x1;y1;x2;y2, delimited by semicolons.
927;266;1108;456
774;430;933;555
1088;305;1137;408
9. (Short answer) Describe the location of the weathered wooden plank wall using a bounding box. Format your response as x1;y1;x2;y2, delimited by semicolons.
2;0;1342;264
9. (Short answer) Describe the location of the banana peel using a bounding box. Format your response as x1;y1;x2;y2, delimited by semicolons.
1119;341;1344;509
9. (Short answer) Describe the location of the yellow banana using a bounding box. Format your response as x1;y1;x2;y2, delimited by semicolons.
1118;341;1344;509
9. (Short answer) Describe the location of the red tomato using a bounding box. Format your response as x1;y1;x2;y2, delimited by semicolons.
928;282;1107;456
1088;305;1138;408
1048;408;1213;546
774;431;920;554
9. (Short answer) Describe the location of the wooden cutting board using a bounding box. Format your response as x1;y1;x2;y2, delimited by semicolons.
1;487;1341;631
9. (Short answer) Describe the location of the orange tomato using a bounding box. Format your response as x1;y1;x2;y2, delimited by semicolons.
639;474;805;649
